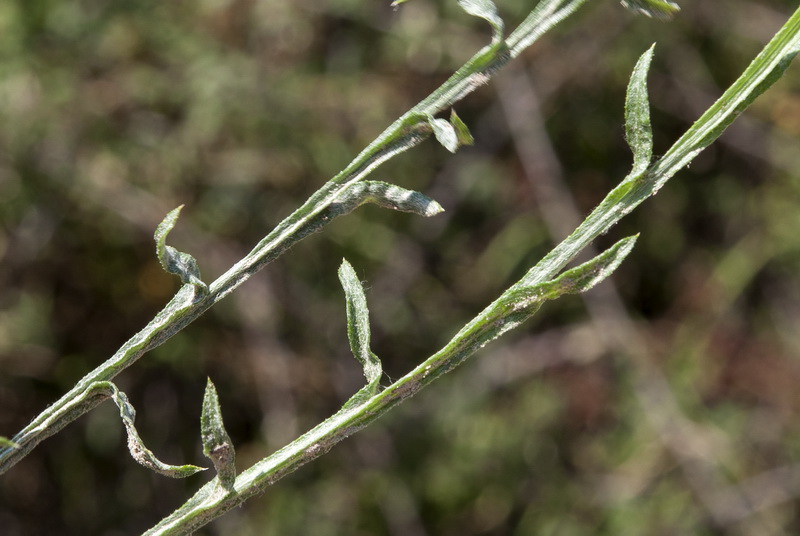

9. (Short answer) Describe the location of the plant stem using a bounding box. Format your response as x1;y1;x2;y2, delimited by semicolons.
146;5;800;534
0;0;590;476
520;5;800;286
147;235;638;535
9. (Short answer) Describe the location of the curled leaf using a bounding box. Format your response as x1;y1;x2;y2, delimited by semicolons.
620;0;680;21
108;384;206;478
201;379;236;489
335;181;444;217
450;109;475;147
457;0;505;43
338;260;383;407
625;45;655;179
155;206;207;293
429;116;460;153
428;111;475;153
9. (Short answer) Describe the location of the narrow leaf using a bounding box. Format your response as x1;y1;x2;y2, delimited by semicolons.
457;0;505;43
0;437;19;449
620;0;680;21
155;206;183;271
450;109;475;146
505;235;638;312
429;116;459;153
337;181;444;217
154;206;207;292
110;386;206;478
201;379;236;489
338;260;383;405
625;45;655;179
548;234;638;295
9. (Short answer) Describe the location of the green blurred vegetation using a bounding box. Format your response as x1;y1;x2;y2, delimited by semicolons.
1;0;800;534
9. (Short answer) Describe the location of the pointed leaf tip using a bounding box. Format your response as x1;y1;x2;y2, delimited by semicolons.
625;45;655;178
367;182;444;217
338;260;383;407
336;182;443;217
155;205;184;267
154;206;207;292
510;236;638;313
201;378;236;488
490;236;637;346
555;235;638;296
450;109;475;147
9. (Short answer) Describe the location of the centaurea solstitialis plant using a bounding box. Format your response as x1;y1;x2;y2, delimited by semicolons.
2;0;799;533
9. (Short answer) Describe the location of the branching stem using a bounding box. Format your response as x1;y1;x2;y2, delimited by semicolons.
0;0;591;476
1;2;798;535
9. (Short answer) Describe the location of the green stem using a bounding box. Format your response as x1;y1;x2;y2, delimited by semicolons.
146;6;800;534
521;5;800;286
0;0;591;476
147;234;637;535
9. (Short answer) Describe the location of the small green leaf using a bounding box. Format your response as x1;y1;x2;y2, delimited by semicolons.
427;110;475;153
429;116;459;153
504;235;638;312
450;109;475;146
201;379;236;489
548;234;638;295
0;437;19;449
625;45;655;179
338;260;383;407
109;385;206;478
155;206;207;293
457;0;504;43
390;0;411;6
456;235;639;358
620;0;680;21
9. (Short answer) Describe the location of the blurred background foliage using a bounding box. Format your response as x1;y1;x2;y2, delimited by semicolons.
1;0;800;534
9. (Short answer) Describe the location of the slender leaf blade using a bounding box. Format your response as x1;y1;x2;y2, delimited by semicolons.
450;109;475;146
154;206;207;291
503;235;638;315
201;379;236;489
337;181;444;217
110;385;206;478
338;260;383;403
625;45;655;179
545;234;638;295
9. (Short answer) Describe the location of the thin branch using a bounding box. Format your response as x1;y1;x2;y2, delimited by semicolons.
0;0;592;476
495;65;751;531
147;7;800;533
1;3;798;536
